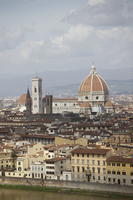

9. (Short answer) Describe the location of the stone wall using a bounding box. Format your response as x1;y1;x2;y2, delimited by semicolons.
0;177;133;194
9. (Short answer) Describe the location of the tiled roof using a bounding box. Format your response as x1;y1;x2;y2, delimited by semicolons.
105;101;114;107
79;67;109;94
45;157;68;163
22;134;55;139
107;156;133;163
71;147;110;155
17;94;26;105
80;102;91;108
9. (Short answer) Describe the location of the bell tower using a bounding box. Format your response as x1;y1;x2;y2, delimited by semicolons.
32;77;43;114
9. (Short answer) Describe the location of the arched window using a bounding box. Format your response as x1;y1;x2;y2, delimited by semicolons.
34;87;37;93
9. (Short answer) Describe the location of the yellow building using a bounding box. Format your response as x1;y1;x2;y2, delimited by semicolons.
71;147;111;183
55;136;88;146
0;152;16;174
106;156;133;186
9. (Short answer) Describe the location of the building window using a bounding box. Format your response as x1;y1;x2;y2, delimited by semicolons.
122;171;126;175
131;180;133;184
122;163;126;167
92;160;95;165
123;179;126;184
112;163;115;166
112;171;116;175
97;168;100;174
108;178;111;182
130;164;133;167
72;166;75;172
96;96;99;100
107;171;111;174
92;167;95;173
85;96;88;99
82;167;85;172
113;178;115;183
34;87;37;93
117;171;120;175
117;163;120;166
130;172;133;176
77;166;80;172
97;160;100;165
103;161;106;166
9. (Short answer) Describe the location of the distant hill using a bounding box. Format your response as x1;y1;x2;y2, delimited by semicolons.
47;80;133;97
0;68;132;97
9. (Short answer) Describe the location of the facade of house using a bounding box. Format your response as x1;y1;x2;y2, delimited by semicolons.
106;156;133;186
71;147;111;183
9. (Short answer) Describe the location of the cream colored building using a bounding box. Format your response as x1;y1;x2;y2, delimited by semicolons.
71;147;112;183
106;156;133;186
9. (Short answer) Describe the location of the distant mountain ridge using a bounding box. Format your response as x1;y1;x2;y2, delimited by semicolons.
0;68;132;97
47;80;133;97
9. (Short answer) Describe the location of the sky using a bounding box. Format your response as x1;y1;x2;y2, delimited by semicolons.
0;0;132;80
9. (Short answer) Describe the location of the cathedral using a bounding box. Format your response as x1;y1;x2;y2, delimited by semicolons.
18;66;114;115
32;65;115;115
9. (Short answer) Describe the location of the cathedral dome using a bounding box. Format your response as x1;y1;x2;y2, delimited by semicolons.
17;94;26;105
79;66;109;95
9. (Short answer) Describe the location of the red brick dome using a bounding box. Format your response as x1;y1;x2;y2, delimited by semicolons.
79;66;109;94
17;94;27;105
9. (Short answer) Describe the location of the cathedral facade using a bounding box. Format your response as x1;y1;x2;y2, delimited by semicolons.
30;66;114;115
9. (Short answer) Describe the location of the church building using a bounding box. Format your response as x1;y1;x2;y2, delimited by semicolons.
31;66;114;115
18;66;114;115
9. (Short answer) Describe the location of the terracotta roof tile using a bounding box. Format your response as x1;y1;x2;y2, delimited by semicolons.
107;156;133;164
71;147;110;155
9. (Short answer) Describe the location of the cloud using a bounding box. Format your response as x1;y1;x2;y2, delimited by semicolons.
0;24;132;74
63;0;133;27
88;0;105;6
52;25;92;54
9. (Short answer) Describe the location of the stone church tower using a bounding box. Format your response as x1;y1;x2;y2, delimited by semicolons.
32;77;43;114
25;88;32;115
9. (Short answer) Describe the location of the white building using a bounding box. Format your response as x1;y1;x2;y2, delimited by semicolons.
32;77;43;114
52;66;114;114
19;65;114;115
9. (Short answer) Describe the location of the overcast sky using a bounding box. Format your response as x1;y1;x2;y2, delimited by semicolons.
0;0;133;78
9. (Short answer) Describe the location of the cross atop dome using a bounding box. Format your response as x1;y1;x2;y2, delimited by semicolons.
90;65;96;74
